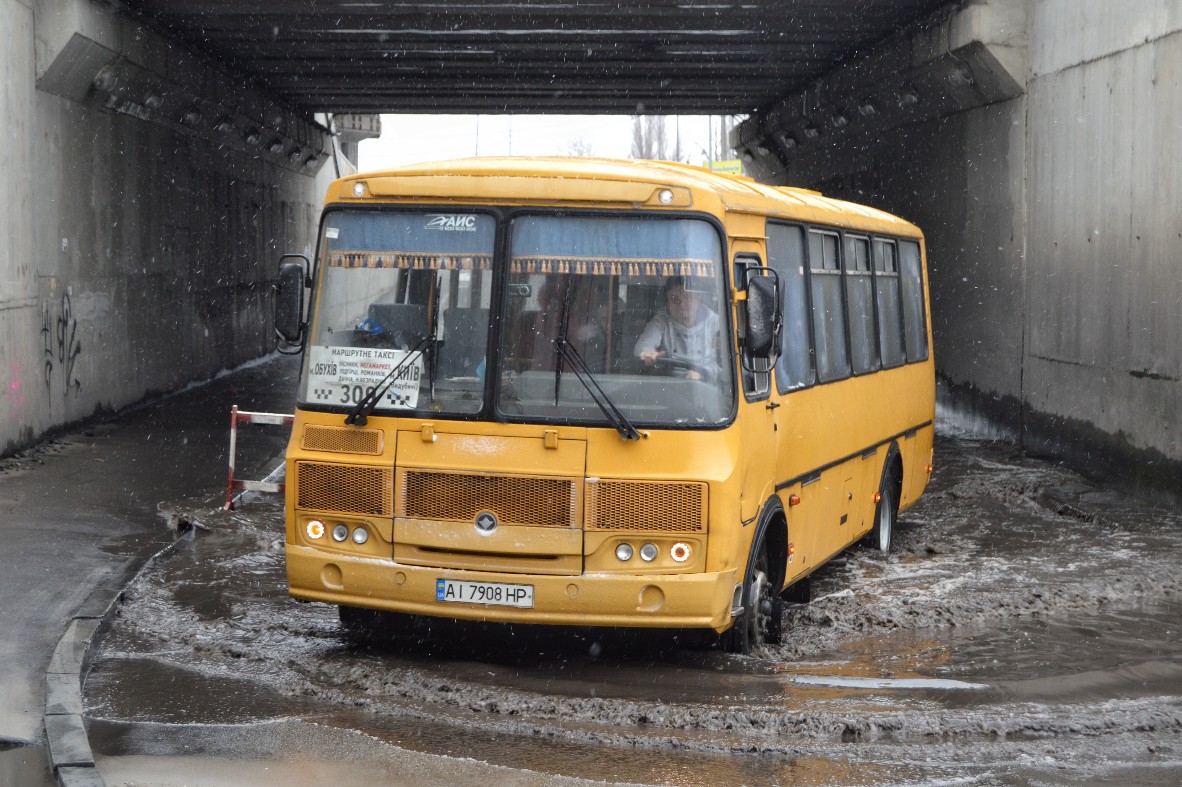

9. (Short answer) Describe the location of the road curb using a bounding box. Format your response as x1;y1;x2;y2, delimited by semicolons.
42;524;198;787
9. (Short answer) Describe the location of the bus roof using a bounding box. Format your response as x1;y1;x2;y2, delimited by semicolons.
338;157;922;238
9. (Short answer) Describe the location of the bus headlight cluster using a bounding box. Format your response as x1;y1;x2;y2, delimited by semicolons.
613;541;693;564
306;519;369;546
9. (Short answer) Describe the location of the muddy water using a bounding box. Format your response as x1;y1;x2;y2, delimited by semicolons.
84;435;1182;785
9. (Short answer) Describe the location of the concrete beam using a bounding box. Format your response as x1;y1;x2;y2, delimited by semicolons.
735;0;1028;184
34;0;332;175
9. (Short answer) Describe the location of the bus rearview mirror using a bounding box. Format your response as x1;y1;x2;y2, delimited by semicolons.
745;273;782;361
275;259;307;344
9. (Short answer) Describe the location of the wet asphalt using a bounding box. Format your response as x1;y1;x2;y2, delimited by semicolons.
0;354;300;783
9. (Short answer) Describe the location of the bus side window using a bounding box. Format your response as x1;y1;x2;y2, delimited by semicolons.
844;234;878;374
899;240;929;362
874;239;906;367
808;229;851;382
767;223;813;390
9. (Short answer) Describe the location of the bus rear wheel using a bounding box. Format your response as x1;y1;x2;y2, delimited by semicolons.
869;462;900;553
721;541;783;654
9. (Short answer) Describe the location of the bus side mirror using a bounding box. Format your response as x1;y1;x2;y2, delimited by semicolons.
744;272;782;365
275;255;310;346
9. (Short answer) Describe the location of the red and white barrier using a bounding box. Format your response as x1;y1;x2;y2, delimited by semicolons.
224;405;294;510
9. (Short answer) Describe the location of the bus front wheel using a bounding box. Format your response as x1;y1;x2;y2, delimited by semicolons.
721;539;783;654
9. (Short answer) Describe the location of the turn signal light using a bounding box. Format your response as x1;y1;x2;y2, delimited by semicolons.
670;542;691;563
306;520;325;540
788;494;801;507
873;492;882;504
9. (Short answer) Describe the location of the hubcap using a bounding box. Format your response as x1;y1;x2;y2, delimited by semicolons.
748;568;771;646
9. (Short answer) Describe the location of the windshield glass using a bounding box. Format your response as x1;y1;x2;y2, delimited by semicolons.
299;210;495;415
498;215;734;426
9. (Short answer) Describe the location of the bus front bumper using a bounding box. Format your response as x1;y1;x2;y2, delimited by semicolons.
286;546;740;633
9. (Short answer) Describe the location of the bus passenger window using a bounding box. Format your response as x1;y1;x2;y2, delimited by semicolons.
899;240;929;362
844;235;879;374
808;230;850;382
767;223;813;390
873;239;905;367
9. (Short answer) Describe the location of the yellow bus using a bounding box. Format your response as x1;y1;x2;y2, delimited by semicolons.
274;157;934;652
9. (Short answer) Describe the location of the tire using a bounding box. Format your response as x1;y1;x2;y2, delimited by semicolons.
721;538;783;653
869;460;900;553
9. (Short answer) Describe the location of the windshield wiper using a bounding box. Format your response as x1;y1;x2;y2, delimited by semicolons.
554;339;641;441
345;334;432;426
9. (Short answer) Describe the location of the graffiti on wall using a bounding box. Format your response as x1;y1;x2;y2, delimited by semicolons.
41;290;82;399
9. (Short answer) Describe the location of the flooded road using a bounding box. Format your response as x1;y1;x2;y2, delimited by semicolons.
84;434;1182;785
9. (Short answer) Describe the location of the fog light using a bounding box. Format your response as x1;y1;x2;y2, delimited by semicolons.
306;520;325;540
351;527;369;545
331;524;349;542
639;543;658;562
670;542;691;563
615;543;634;561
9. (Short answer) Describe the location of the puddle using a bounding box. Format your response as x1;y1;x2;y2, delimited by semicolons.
0;744;54;787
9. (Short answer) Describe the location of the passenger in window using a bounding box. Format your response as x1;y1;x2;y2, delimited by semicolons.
633;276;721;381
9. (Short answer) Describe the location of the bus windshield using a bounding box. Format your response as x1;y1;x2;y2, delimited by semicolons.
499;214;733;426
299;210;734;427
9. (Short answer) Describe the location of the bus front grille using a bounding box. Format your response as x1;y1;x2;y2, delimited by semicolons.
398;469;579;528
297;461;393;516
301;424;384;455
586;480;707;532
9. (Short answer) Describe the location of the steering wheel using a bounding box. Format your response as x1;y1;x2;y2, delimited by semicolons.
651;354;695;371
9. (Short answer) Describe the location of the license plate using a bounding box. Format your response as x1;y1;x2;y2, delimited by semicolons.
435;578;534;608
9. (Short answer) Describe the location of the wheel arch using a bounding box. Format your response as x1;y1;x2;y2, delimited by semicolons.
881;441;904;503
748;495;788;592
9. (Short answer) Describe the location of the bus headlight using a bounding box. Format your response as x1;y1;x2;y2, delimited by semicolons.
351;527;369;545
615;543;634;561
639;543;658;562
331;524;349;542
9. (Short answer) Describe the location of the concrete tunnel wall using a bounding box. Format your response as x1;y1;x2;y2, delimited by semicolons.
1;0;335;456
736;0;1182;495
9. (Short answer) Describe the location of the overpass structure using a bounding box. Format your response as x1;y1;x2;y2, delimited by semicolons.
2;0;1180;494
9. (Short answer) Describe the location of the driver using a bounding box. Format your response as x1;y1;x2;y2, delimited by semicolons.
633;276;721;381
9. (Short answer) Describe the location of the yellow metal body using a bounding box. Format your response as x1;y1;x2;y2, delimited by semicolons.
284;157;935;634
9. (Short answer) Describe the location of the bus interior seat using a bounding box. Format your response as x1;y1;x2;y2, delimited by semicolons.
438;307;489;378
365;303;428;348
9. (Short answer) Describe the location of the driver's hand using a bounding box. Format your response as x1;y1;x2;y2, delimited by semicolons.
685;370;703;381
638;350;664;365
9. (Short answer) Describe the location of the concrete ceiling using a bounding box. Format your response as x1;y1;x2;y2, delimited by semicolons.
122;0;950;116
